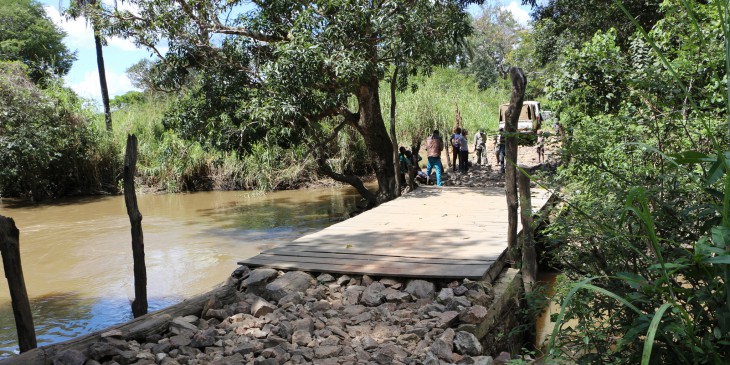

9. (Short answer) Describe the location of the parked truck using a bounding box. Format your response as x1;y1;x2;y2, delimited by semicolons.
498;101;543;145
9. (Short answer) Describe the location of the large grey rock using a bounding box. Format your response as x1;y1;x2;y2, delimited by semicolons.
251;298;276;317
383;288;410;303
170;316;199;334
446;296;473;311
190;329;216;348
53;349;87;365
438;311;460;329
405;280;435;299
459;305;488;324
361;282;386;307
314;345;341;358
243;268;278;293
430;338;453;362
265;271;314;301
343;285;366;305
113;350;139;365
87;342;121;360
454;331;482;356
437;288;455;303
423;351;441;365
317;273;336;283
294;317;314;332
361;335;379;350
291;330;312;346
169;334;192;347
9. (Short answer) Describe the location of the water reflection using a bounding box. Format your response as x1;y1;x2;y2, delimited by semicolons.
0;187;365;359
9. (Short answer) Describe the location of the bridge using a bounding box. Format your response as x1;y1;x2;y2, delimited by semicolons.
239;186;550;281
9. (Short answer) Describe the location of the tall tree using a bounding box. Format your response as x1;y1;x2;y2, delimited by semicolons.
467;3;525;89
67;0;113;131
102;0;477;206
530;0;663;66
0;0;76;83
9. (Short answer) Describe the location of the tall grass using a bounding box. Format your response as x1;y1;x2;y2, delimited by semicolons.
381;68;511;148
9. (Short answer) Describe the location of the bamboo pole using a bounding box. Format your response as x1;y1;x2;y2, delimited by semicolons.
0;216;37;352
124;134;148;317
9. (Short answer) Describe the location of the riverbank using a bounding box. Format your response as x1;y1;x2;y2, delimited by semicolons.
4;265;530;365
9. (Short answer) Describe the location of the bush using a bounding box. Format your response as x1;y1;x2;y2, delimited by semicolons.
0;62;118;200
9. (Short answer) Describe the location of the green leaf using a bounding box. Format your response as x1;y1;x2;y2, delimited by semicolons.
711;226;730;248
647;263;688;271
642;303;673;365
705;255;730;264
706;156;726;185
670;151;714;164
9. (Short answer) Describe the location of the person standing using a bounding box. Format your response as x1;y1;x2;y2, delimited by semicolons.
536;130;545;163
474;129;487;165
459;129;469;173
496;128;505;174
450;127;461;172
426;130;444;186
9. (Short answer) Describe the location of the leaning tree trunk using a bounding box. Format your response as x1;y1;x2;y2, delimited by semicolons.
505;67;526;264
93;25;112;132
355;78;397;204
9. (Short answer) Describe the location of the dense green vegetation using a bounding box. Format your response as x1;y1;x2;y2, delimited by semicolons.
536;0;730;363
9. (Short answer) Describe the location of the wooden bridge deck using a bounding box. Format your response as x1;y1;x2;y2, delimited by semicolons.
238;186;550;280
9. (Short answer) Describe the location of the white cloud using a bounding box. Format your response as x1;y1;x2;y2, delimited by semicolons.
44;5;139;52
501;2;531;27
68;69;138;106
44;5;94;50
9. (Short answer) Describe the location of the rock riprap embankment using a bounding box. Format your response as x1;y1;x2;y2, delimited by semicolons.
54;268;506;365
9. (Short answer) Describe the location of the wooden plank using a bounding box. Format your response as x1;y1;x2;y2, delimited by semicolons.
258;248;493;265
277;243;509;260
243;254;492;269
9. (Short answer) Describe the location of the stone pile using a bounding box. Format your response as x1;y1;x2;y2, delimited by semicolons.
52;268;514;365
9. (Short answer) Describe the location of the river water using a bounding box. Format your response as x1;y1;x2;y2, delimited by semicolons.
0;187;364;359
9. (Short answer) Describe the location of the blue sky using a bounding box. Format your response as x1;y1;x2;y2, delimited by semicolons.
39;1;532;107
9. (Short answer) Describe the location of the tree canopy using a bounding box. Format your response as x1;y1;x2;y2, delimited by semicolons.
0;0;76;82
99;0;480;205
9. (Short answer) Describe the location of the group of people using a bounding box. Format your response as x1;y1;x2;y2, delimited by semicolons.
400;127;547;188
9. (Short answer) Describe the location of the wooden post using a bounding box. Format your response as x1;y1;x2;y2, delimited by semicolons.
504;67;526;264
0;216;37;352
124;134;148;317
389;67;402;197
518;166;537;293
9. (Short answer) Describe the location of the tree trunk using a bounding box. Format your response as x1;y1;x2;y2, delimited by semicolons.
389;67;401;197
124;135;148;317
355;79;397;204
93;25;112;132
519;167;536;293
0;216;37;352
505;67;526;264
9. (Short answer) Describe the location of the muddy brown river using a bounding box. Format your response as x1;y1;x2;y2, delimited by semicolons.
0;187;364;358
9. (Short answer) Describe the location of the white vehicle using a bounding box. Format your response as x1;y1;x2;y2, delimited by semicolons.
498;101;543;133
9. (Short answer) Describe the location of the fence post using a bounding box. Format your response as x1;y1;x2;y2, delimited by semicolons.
505;67;526;263
0;216;37;352
124;134;148;317
518;167;537;293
